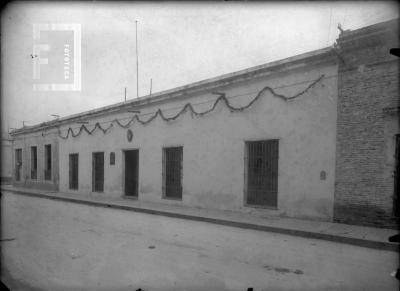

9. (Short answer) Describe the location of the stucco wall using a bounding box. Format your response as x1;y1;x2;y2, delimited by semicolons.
58;62;338;220
12;132;59;191
1;139;12;182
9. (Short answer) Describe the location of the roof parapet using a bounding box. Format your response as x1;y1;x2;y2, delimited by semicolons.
10;46;336;136
336;18;399;50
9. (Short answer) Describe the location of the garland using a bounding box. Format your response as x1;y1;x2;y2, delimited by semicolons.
58;74;325;139
59;122;114;139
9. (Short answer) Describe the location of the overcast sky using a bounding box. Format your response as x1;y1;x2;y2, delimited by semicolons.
1;1;398;134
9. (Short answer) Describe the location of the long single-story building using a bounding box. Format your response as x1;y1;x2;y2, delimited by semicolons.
9;19;399;227
1;133;13;184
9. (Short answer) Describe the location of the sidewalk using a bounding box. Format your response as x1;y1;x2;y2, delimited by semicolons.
1;185;398;252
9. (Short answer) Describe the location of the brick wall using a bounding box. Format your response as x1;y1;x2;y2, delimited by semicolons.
334;19;399;228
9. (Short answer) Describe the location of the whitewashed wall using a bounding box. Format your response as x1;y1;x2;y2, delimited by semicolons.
58;63;338;220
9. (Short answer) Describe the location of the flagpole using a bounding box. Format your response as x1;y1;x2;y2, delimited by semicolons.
135;20;139;98
150;78;152;95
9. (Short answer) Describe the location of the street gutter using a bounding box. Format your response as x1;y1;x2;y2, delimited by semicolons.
1;187;398;253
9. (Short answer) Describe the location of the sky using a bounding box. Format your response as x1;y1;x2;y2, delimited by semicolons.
1;1;398;134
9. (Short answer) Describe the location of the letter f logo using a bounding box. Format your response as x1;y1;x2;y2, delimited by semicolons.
32;23;81;91
32;44;50;79
33;24;50;80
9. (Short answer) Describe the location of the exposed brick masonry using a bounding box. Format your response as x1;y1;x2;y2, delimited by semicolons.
334;19;399;228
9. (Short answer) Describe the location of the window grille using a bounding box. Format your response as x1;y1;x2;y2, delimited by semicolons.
245;140;278;207
44;144;52;180
31;146;37;180
163;147;183;199
69;153;79;190
15;149;22;181
92;152;104;192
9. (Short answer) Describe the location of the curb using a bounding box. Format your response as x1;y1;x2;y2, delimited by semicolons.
2;188;398;253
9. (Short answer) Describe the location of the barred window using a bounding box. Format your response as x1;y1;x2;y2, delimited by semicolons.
163;147;183;200
69;153;79;190
30;146;37;180
92;152;104;192
44;144;52;180
245;140;279;208
15;149;22;181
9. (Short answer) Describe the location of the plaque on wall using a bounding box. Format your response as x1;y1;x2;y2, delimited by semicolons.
110;152;115;165
127;129;133;142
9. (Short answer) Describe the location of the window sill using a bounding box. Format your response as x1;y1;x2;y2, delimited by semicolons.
244;203;278;210
123;195;138;200
162;196;183;201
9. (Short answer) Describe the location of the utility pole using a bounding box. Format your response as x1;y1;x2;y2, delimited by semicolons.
124;87;127;102
135;20;139;98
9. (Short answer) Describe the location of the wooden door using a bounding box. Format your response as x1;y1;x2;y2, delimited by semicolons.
92;152;104;192
125;150;139;197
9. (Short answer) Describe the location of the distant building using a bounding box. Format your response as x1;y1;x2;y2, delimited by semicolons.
1;133;12;184
9;19;399;228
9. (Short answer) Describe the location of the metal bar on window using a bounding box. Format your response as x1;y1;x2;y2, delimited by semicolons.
164;147;183;199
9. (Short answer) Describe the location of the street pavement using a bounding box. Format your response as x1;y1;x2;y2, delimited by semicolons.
1;192;399;291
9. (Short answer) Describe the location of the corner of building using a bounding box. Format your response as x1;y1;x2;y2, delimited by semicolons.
333;18;400;228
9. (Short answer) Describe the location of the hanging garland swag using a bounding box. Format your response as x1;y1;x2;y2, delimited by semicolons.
58;75;325;139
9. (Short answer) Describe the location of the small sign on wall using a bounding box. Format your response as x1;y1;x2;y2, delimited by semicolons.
127;129;133;142
110;152;115;165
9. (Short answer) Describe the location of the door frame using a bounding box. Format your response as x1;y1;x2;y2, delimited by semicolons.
92;151;105;192
14;148;23;182
394;134;400;217
122;148;140;199
162;145;183;200
69;153;79;190
243;138;279;209
44;143;53;182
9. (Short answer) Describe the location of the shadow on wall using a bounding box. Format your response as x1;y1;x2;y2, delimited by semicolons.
334;204;399;229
